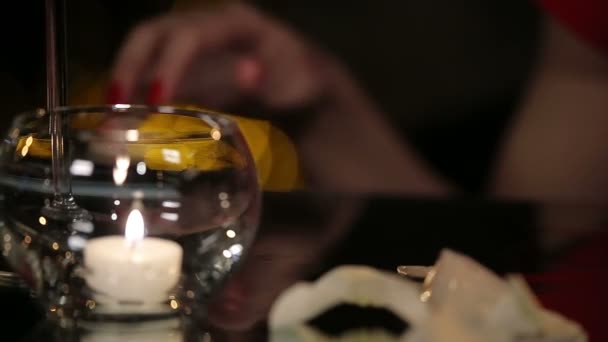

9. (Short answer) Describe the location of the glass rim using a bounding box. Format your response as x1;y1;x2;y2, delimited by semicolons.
3;104;259;197
13;104;241;143
15;103;238;129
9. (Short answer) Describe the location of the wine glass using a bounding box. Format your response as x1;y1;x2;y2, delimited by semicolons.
0;105;260;323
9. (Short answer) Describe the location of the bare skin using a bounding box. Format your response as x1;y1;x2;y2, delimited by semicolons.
491;18;608;249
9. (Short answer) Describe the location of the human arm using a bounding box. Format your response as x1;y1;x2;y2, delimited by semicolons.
490;17;608;247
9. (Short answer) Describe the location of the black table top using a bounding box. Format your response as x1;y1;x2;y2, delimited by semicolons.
1;192;602;341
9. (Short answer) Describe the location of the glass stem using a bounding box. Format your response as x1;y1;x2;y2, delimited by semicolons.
46;0;74;209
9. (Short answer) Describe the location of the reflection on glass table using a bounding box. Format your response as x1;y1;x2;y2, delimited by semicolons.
1;193;606;341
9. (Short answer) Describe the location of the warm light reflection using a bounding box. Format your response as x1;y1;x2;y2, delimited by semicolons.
115;155;130;169
136;162;147;175
52;242;59;250
160;212;179;222
226;230;236;238
222;250;232;258
125;129;139;142
20;135;34;157
170;299;179;309
38;216;47;226
161;148;181;164
125;209;145;245
67;236;86;250
420;290;432;303
85;299;96;310
162;201;181;209
72;220;94;233
158;106;175;114
113;169;128;186
423;268;436;289
114;200;120;206
113;155;130;186
210;128;222;141
229;244;243;256
70;159;94;176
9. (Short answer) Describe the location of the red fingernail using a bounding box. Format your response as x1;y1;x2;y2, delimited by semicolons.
147;80;163;105
106;82;123;104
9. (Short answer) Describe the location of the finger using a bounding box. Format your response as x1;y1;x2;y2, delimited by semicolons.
170;51;243;108
149;6;267;104
110;17;174;102
256;34;325;108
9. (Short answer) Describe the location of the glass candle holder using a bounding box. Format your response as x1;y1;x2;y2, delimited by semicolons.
0;105;260;322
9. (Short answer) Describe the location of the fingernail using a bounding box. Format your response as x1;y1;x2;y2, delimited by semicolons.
147;80;163;105
106;82;123;104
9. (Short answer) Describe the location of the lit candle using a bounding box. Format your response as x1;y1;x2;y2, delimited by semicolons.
84;209;183;304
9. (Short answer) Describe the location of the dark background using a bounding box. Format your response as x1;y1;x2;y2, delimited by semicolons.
0;0;541;192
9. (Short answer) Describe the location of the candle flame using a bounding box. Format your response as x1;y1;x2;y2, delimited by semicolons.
125;209;145;244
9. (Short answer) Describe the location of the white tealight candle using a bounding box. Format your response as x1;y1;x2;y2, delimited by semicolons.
84;209;183;304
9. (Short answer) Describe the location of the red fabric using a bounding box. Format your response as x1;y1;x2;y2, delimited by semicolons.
538;0;608;54
525;232;608;342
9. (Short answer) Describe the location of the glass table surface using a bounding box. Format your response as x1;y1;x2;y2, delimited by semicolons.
0;192;605;341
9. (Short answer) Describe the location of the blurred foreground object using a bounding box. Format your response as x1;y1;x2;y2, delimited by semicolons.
269;250;586;341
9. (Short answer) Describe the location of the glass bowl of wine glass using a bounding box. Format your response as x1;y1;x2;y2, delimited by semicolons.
0;105;260;323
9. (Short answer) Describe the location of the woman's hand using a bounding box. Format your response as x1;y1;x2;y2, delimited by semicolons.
110;3;329;110
111;3;450;194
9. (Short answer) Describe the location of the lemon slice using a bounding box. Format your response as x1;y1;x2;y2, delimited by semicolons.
16;108;303;191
